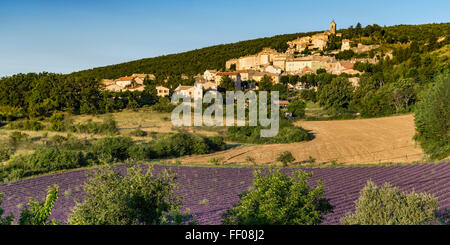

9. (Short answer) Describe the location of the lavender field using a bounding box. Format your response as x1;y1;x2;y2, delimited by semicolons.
0;162;449;225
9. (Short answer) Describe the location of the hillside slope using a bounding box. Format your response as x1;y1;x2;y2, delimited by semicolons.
69;23;450;80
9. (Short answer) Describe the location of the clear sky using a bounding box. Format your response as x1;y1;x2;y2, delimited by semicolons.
1;0;449;77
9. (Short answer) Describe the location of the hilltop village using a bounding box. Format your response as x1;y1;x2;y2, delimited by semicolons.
102;21;384;97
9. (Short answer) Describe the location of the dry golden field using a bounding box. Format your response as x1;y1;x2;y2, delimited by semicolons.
180;114;424;165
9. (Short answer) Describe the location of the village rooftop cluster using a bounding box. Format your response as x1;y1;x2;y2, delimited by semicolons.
101;21;384;99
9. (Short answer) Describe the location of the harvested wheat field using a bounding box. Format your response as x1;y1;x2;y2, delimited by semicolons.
180;114;424;165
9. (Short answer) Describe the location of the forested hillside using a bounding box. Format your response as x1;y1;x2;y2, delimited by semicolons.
67;23;450;80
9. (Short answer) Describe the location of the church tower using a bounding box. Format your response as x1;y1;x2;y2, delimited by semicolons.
330;20;336;34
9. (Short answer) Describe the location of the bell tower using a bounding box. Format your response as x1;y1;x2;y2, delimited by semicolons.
330;20;336;34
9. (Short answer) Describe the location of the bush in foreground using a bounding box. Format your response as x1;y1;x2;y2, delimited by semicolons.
0;186;59;225
68;166;195;225
341;181;439;225
222;169;333;225
0;193;14;225
19;186;60;225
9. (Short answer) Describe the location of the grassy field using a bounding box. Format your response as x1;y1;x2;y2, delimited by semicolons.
305;102;329;119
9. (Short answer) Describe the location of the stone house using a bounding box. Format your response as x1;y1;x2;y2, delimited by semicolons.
215;71;242;86
203;70;218;81
104;84;124;92
156;85;170;97
341;39;351;51
249;71;280;84
128;85;145;92
174;84;203;100
115;76;134;87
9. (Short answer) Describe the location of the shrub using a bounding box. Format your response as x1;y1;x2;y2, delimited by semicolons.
0;145;12;162
276;151;295;166
0;186;59;225
8;119;44;131
222;169;333;225
308;156;316;164
44;134;90;151
8;131;31;147
299;89;317;102
90;136;133;163
287;98;306;119
68;166;194;225
227;123;310;144
273;126;310;143
127;144;155;161
0;193;14;225
204;136;227;151
341;181;439;225
19;186;59;225
208;156;225;165
129;128;147;137
26;148;88;173
152;97;176;113
414;71;450;160
0;147;89;182
151;133;220;158
49;112;68;132
245;156;256;165
71;117;119;135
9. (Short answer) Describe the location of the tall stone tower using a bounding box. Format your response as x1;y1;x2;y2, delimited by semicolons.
330;20;336;34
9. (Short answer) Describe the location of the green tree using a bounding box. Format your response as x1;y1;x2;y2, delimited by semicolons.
49;111;69;132
318;77;354;114
390;78;417;112
68;166;194;225
287;98;306;119
341;181;438;225
219;76;236;91
280;76;290;99
222;169;333;225
258;75;273;91
414;71;450;160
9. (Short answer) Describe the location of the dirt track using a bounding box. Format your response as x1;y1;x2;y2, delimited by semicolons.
180;114;424;165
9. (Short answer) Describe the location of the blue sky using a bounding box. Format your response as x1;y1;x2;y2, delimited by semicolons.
0;0;449;77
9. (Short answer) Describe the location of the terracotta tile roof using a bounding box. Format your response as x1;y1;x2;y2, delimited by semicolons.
127;85;144;90
340;61;354;69
175;85;194;91
216;72;239;76
302;67;313;73
275;100;290;105
115;76;134;81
